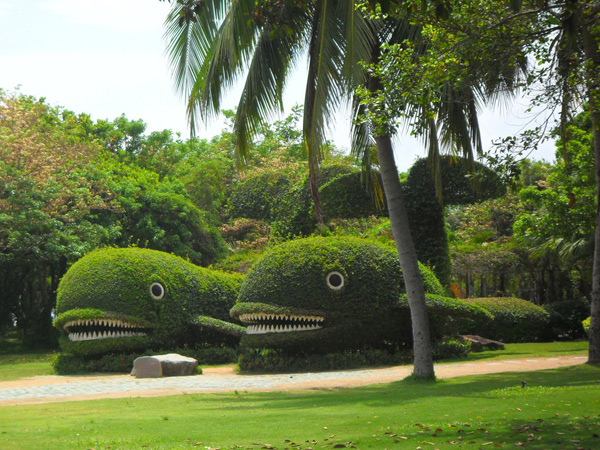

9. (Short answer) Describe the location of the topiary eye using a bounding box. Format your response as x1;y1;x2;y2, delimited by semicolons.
150;282;165;300
326;271;344;290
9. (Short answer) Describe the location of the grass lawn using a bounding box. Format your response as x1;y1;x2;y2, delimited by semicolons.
0;364;598;450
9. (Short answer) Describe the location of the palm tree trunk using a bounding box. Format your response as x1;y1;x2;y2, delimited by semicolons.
582;21;600;363
374;134;435;378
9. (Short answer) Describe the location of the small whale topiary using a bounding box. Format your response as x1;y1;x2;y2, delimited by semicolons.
54;247;244;357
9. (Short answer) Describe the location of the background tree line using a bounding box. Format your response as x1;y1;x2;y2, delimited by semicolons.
1;87;594;349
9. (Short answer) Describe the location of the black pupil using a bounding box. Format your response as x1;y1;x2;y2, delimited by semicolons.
328;273;343;287
151;284;163;297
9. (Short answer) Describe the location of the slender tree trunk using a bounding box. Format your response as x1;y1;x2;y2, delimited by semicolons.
582;22;600;363
308;160;325;227
375;134;435;378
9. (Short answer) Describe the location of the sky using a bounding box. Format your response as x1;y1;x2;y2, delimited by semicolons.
0;0;557;172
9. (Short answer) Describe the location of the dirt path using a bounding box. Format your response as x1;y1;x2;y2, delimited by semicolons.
0;355;588;406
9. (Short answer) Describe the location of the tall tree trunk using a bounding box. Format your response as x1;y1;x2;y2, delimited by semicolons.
582;22;600;363
375;134;435;378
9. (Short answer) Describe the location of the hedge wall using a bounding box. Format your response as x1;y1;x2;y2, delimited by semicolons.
54;247;243;356
461;297;550;343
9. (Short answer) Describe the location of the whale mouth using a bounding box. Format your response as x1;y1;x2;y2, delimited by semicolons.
239;313;325;334
63;319;149;342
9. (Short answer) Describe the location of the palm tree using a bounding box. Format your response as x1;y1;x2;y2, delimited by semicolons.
163;0;524;378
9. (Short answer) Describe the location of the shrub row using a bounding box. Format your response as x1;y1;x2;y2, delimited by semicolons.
52;345;237;374
237;338;470;373
461;297;550;342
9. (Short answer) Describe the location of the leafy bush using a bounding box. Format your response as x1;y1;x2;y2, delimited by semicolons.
543;298;589;340
271;165;354;239
229;172;292;221
53;344;235;374
583;317;590;337
461;297;551;342
238;347;413;373
320;171;386;220
432;338;471;360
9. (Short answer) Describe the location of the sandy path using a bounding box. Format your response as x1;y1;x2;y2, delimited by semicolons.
0;355;588;406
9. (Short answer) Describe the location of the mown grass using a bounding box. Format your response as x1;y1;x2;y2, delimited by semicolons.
0;364;598;450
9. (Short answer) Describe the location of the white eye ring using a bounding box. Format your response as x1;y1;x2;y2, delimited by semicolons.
326;271;344;290
150;282;165;299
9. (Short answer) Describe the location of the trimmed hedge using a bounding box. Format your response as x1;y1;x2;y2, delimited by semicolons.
52;345;236;374
54;247;243;356
237;337;470;373
232;236;486;354
461;297;551;343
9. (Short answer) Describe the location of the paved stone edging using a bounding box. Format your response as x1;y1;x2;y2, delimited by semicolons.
0;356;588;405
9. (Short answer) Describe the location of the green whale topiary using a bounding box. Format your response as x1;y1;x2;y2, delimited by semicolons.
54;247;244;357
230;237;490;354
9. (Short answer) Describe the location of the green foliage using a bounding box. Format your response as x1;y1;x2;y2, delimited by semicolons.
583;317;591;337
543;298;590;340
462;297;551;343
0;92;230;345
319;171;386;220
52;352;136;374
270;165;354;239
404;156;505;286
53;344;236;374
229;171;292;221
432;338;471;360
396;293;493;343
54;247;242;356
238;347;412;373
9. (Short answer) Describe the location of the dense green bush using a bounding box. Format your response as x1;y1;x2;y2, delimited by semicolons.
542;298;589;340
320;171;386;220
461;297;551;342
237;337;470;373
432;338;472;360
271;165;354;238
54;248;243;356
238;347;413;373
393;294;493;344
229;172;292;221
52;344;235;374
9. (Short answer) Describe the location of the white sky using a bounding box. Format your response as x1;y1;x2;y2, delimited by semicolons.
0;0;556;172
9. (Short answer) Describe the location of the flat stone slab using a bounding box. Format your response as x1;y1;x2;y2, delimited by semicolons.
131;354;198;378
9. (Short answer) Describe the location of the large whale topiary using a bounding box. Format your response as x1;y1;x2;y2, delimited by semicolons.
230;237;490;353
54;247;244;356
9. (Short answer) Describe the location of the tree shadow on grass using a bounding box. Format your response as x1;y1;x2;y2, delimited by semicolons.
190;364;600;413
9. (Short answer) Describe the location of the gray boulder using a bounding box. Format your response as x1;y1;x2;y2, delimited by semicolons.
132;356;163;378
131;353;198;378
